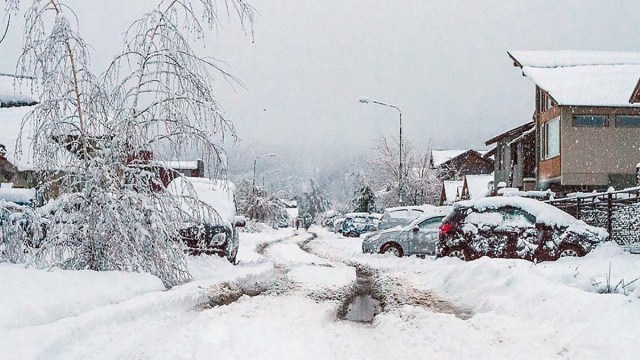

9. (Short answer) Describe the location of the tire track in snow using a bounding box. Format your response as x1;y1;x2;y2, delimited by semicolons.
298;233;473;320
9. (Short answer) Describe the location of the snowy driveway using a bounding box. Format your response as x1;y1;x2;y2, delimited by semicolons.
2;227;640;359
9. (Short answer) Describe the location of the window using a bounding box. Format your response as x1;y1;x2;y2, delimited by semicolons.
573;115;607;127
541;117;560;159
418;216;444;230
616;115;640;128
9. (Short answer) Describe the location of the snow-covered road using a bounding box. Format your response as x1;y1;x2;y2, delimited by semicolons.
3;226;640;359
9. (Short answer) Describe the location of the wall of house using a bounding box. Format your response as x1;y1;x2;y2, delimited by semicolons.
560;106;640;188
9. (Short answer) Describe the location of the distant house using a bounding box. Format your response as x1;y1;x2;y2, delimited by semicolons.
508;51;640;193
162;160;205;178
460;174;493;201
485;122;536;190
439;180;463;205
430;149;493;181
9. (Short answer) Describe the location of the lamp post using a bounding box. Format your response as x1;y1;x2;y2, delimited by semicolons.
253;153;276;195
359;96;403;204
262;169;279;186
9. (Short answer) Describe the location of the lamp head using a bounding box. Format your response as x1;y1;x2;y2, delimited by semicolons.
359;97;370;104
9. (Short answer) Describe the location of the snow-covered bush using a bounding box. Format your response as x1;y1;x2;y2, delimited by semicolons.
5;0;253;287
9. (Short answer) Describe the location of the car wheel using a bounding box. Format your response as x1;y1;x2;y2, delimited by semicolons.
345;231;358;238
442;246;469;261
380;242;404;257
558;244;585;259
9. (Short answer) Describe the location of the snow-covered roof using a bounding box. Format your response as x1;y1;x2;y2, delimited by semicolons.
508;51;640;107
161;160;200;170
443;180;463;203
431;149;488;167
383;205;436;213
0;75;37;108
464;174;493;200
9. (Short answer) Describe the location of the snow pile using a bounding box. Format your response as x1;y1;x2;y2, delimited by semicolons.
0;187;35;204
0;264;164;330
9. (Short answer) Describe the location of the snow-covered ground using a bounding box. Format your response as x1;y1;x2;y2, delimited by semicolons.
2;226;640;359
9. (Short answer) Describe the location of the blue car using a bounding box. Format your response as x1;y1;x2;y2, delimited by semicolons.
341;213;380;237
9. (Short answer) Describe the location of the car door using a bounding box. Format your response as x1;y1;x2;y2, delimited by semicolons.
464;209;508;258
409;216;444;256
497;207;537;259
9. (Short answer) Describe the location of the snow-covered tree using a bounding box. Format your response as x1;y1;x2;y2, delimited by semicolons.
236;179;290;227
366;136;440;208
4;0;253;287
351;184;376;213
299;179;329;221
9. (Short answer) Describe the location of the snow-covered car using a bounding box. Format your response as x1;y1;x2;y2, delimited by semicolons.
167;177;245;263
377;205;437;231
362;207;452;257
341;212;380;237
333;217;346;233
437;196;608;262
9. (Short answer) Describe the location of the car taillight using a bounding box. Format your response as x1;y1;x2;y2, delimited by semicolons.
439;223;453;236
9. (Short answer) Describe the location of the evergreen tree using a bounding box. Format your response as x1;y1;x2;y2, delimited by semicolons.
299;179;329;221
351;185;376;213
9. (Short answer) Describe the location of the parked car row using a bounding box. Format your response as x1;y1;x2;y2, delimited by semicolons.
361;196;609;263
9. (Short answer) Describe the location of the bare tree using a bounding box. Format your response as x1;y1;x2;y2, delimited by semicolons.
366;136;440;208
4;0;253;287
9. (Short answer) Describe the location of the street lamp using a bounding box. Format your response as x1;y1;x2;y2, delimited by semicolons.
359;96;403;204
262;169;279;186
253;153;276;194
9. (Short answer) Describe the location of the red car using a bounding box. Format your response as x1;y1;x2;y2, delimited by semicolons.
437;197;608;262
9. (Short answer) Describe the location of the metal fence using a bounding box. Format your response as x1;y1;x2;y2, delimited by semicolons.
546;187;640;250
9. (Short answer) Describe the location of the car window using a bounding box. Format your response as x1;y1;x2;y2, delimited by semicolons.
418;216;444;230
465;209;504;227
502;207;535;228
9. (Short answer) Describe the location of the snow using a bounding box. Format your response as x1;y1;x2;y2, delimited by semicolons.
0;75;37;107
522;64;640;106
464;174;493;200
431;149;467;166
159;160;200;170
2;226;640;359
509;50;640;68
456;196;598;230
509;51;640;106
443;180;463;204
431;149;489;167
0;187;35;204
167;176;237;225
0;105;37;171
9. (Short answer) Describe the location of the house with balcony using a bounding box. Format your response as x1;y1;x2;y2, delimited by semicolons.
508;51;640;193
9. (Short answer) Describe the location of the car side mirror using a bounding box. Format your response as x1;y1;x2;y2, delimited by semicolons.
412;226;419;233
234;216;247;228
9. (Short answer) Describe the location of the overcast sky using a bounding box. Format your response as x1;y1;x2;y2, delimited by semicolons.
2;0;640;154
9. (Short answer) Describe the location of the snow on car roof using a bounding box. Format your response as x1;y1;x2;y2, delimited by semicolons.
344;212;381;219
384;204;436;212
455;196;580;227
167;176;236;226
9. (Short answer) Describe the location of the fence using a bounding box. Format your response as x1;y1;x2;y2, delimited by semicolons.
546;187;640;250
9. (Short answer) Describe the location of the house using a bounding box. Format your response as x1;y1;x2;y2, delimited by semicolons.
439;180;463;205
161;160;205;178
460;174;494;201
485;122;536;190
430;149;493;181
0;74;38;189
508;51;640;193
